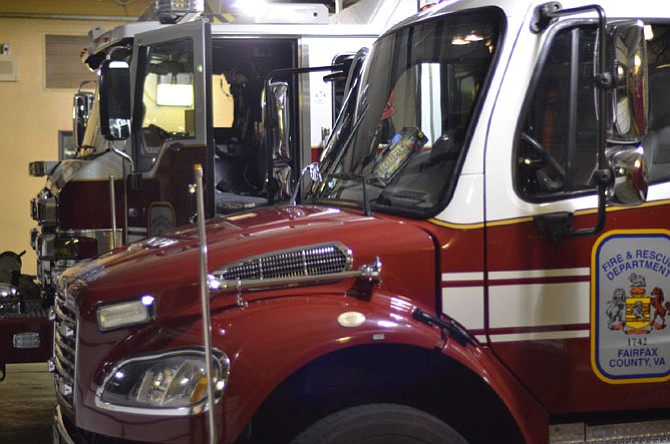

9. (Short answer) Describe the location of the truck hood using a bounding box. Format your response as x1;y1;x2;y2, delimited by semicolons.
64;205;438;311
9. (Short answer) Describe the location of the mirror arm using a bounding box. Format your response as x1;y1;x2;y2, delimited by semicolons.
533;4;613;242
570;4;610;239
567;172;611;239
108;140;135;171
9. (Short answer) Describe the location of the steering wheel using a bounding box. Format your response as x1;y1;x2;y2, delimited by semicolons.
521;132;565;178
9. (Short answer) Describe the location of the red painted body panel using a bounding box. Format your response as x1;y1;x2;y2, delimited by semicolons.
0;315;52;364
127;145;207;230
70;289;547;443
55;198;670;441
61;207;439;438
58;179;125;230
485;203;670;413
59;205;546;442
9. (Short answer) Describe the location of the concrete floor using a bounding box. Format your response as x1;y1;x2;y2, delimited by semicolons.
0;363;55;444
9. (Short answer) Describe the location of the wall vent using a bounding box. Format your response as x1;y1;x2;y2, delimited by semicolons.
0;56;17;81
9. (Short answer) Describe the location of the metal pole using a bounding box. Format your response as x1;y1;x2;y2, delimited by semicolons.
195;164;217;444
108;174;117;249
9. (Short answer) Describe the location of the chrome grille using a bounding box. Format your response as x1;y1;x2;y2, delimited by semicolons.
53;285;77;409
214;243;353;281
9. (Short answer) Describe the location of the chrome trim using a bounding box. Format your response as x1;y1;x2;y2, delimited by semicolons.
36;229;122;259
209;256;382;293
54;405;76;444
95;348;230;416
194;164;218;444
31;190;57;225
53;284;78;409
109;174;118;248
213;242;354;281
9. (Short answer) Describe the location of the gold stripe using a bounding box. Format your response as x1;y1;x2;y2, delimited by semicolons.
429;198;670;230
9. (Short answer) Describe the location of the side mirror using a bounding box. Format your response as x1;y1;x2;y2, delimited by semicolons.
99;59;131;140
72;90;94;149
262;80;292;202
608;21;648;142
606;145;648;205
266;81;291;161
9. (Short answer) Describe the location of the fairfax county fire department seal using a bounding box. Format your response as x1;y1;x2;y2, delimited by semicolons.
591;229;670;384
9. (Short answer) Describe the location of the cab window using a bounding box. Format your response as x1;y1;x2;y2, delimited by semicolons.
516;26;598;200
137;38;196;172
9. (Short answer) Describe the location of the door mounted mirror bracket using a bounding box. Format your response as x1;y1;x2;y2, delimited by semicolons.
534;212;574;244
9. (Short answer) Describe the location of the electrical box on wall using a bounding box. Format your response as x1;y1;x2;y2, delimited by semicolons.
0;55;18;82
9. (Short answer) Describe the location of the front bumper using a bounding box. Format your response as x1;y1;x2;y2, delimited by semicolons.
53;405;145;444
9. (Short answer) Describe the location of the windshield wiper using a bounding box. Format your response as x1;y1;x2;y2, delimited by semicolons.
326;171;380;217
301;104;371;202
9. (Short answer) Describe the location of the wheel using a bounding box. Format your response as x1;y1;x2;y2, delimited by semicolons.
289;403;469;444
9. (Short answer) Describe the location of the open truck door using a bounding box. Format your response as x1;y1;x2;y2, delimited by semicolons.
119;19;212;241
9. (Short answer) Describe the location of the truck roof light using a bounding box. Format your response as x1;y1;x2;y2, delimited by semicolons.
149;0;204;23
154;0;204;14
153;0;205;21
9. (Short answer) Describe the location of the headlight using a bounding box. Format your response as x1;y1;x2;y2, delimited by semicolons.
97;295;156;331
96;348;230;415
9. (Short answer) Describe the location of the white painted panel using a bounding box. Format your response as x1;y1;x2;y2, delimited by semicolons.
442;286;485;330
490;329;589;343
488;282;590;328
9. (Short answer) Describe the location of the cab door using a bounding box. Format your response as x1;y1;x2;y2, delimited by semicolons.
485;20;670;414
127;19;212;242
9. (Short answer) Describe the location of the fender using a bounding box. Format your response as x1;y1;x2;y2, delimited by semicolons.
78;286;545;443
215;291;443;442
216;290;548;443
439;331;549;443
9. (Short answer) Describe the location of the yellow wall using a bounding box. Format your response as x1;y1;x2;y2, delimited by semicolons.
0;1;149;16
0;1;149;274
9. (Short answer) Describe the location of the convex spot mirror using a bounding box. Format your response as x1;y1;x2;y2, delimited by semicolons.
606;145;647;205
99;59;131;140
607;21;648;142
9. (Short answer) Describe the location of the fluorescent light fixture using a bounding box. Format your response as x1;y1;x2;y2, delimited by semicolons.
231;0;267;14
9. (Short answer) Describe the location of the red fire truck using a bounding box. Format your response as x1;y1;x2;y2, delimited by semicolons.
52;0;670;442
0;0;414;380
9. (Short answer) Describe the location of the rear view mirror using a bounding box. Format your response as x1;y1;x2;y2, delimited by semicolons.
266;81;291;162
608;21;648;142
72;81;95;149
99;59;131;140
265;81;292;201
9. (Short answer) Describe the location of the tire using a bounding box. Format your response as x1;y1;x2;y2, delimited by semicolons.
289;403;469;444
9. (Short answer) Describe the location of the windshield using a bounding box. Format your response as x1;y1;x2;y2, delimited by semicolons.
306;8;503;218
